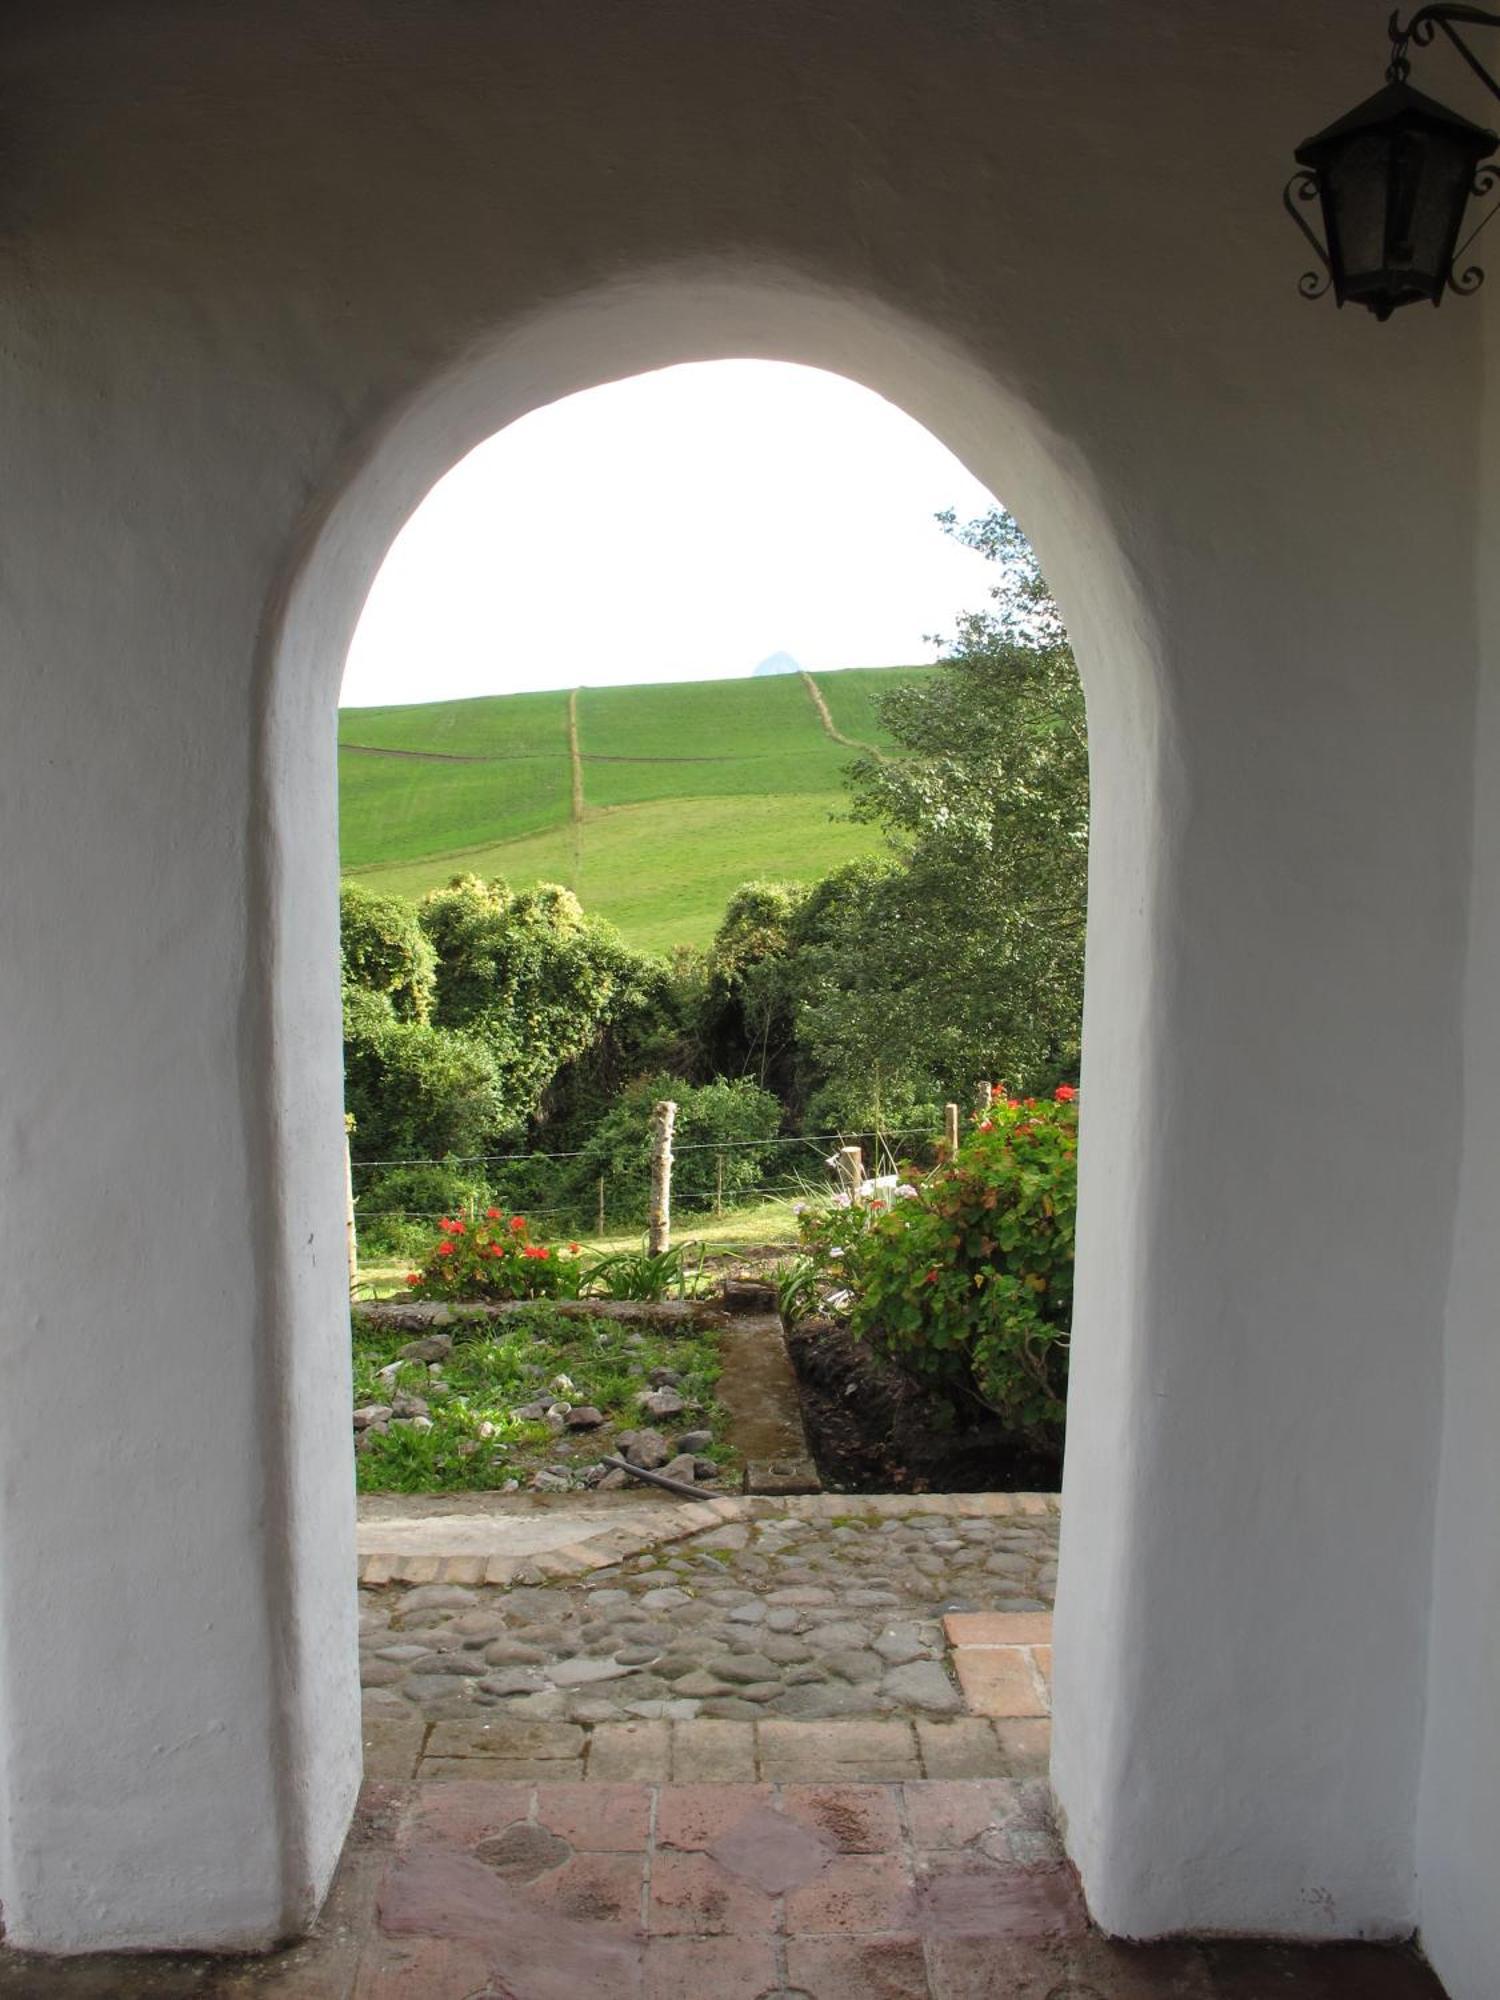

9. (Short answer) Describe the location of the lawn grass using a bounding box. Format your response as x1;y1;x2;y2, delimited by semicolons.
574;676;849;807
810;663;931;749
348;792;884;951
337;753;572;871
352;1300;734;1494
353;1195;806;1302
338;666;918;948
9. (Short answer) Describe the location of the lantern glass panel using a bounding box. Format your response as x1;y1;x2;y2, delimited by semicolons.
1322;131;1389;282
1322;119;1476;310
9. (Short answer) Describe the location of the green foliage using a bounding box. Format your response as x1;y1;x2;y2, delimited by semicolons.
795;510;1087;1110
798;1087;1078;1441
419;875;639;1120
571;1073;788;1213
407;1208;587;1302
353;1159;492;1257
538;948;704;1148
351;1302;729;1493
585;1243;705;1301
342;986;512;1164
773;1254;821;1326
339;881;437;1020
700;881;810;1094
401;1210;705;1305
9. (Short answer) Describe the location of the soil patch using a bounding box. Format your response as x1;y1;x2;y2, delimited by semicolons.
787;1315;1062;1494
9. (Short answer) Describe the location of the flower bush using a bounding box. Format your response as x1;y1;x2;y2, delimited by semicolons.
406;1209;586;1302
798;1086;1078;1440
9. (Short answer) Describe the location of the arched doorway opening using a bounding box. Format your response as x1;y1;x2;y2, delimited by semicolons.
262;263;1165;1928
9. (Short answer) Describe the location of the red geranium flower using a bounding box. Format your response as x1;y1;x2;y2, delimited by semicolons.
438;1216;463;1235
568;1243;581;1255
436;1242;454;1258
485;1206;502;1220
1054;1084;1077;1102
521;1244;550;1260
405;1272;421;1286
509;1216;527;1233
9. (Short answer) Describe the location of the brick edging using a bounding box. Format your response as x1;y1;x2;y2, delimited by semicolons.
356;1491;1060;1587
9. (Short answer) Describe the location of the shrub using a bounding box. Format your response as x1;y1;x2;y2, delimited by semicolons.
407;1209;586;1303
585;1243;705;1301
340;881;436;1020
354;1159;493;1258
798;1087;1078;1440
571;1073;789;1213
419;875;642;1118
342;988;514;1163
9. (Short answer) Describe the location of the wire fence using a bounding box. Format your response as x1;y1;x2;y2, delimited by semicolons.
348;1117;947;1258
347;1128;944;1172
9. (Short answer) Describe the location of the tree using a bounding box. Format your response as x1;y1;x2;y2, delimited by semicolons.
418;875;639;1122
699;880;809;1096
793;510;1087;1115
339;881;436;1021
340;986;510;1164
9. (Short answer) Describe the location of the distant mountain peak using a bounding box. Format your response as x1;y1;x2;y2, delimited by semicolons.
752;650;803;678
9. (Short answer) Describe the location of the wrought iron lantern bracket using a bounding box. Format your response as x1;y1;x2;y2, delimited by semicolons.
1289;5;1500;315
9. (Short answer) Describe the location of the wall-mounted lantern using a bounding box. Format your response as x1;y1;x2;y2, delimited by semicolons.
1287;7;1500;317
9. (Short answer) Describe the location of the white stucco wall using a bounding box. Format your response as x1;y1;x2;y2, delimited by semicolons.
1414;241;1500;2000
0;0;1491;1968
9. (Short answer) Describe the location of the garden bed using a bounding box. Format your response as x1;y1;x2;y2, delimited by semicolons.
351;1301;734;1496
787;1313;1063;1495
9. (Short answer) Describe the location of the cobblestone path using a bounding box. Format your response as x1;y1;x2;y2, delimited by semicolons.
359;1495;1059;1784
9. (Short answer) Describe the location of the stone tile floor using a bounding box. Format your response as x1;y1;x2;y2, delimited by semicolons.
0;1778;1448;1998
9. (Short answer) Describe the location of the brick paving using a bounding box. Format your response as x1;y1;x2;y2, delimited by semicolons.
1;1778;1448;1997
0;1497;1453;1995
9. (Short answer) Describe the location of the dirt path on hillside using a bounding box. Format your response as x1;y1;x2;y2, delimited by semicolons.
798;670;885;761
566;689;585;884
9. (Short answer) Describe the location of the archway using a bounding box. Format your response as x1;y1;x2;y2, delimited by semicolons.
262;261;1165;1927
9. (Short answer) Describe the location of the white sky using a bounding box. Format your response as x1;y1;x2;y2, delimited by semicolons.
340;359;1003;708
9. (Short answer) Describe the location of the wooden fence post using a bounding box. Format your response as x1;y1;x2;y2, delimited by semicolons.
715;1151;725;1216
835;1144;864;1202
944;1102;961;1155
974;1081;993;1116
649;1100;677;1254
597;1174;607;1239
344;1124;359;1294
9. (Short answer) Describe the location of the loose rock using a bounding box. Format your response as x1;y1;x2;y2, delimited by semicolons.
397;1334;453;1363
623;1430;671;1470
638;1386;686;1418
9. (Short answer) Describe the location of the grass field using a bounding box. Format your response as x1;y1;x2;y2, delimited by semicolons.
340;664;923;950
353;1195;805;1301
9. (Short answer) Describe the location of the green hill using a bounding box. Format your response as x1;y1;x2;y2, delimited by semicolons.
339;665;926;952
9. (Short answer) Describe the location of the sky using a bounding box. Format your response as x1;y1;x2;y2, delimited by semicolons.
339;359;1003;709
